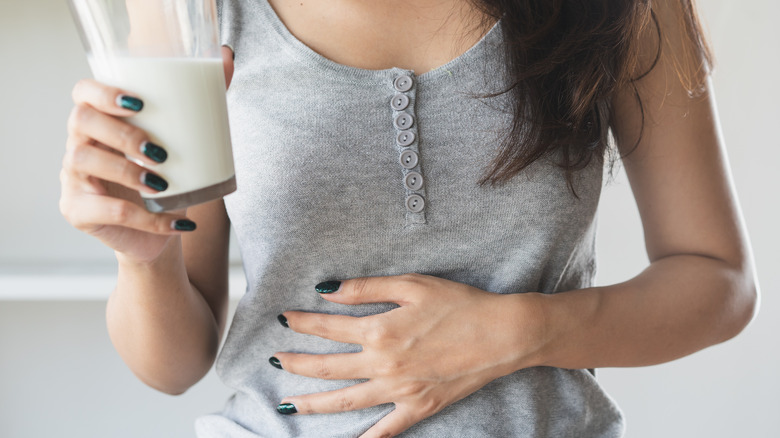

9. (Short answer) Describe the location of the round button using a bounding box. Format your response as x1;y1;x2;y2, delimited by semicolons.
404;171;424;191
399;150;419;169
394;112;414;130
396;130;415;146
405;194;425;213
391;94;410;111
393;75;414;92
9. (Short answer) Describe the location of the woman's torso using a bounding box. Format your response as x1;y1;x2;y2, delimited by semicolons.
195;1;623;437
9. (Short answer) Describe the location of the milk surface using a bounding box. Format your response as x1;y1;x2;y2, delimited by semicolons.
93;57;235;200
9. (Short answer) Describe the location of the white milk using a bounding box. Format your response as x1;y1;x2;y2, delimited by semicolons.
92;57;235;210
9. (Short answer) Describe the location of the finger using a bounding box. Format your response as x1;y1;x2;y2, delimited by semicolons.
273;352;368;380
60;193;195;235
279;381;389;415
221;46;234;89
282;311;366;344
359;405;418;438
64;139;168;195
72;78;145;117
67;103;167;166
315;274;426;305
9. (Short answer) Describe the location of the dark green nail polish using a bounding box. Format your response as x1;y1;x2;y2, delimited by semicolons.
315;280;341;294
119;95;143;112
173;219;197;232
141;142;168;163
143;172;168;192
277;314;289;328
269;356;283;370
276;403;297;415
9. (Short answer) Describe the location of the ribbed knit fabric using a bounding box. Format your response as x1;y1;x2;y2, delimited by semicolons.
195;1;624;436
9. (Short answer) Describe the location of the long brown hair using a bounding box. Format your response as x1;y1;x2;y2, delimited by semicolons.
472;0;712;194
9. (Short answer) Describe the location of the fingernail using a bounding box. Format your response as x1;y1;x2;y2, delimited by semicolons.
171;219;197;232
141;172;168;192
141;141;168;163
277;314;289;328
315;281;341;294
269;356;283;370
276;403;297;415
118;95;143;112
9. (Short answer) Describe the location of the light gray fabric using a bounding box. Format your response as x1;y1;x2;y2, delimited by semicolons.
196;1;624;437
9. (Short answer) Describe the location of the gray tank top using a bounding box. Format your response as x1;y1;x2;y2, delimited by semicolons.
196;1;624;436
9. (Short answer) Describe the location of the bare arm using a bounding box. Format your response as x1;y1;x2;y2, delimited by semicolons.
99;46;235;395
523;0;759;370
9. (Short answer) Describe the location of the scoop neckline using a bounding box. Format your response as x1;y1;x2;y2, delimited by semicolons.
256;0;502;83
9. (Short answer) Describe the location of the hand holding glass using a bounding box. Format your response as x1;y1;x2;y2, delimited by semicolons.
68;0;236;212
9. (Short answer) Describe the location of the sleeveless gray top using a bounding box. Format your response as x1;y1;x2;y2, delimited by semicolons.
196;1;624;436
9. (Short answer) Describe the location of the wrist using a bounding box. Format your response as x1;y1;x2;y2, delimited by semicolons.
499;292;554;371
528;288;603;369
114;236;182;271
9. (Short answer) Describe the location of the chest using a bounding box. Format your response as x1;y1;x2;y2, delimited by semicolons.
265;0;492;74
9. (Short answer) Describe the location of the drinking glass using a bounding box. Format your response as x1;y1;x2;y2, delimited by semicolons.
68;0;236;212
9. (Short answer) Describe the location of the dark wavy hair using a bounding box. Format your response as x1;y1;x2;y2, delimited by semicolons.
471;0;712;194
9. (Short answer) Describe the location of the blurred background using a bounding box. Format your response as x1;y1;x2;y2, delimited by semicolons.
0;0;778;437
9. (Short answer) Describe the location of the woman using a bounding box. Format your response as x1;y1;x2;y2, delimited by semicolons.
59;0;758;436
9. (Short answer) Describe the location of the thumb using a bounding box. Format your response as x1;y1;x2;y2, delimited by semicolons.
221;46;234;89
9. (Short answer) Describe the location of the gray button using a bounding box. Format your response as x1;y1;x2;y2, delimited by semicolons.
404;171;424;191
394;112;414;130
396;130;415;146
393;75;413;92
391;94;410;111
399;150;419;169
405;194;425;213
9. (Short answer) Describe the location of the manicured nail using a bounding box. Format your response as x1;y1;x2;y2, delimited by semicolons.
118;95;143;112
141;141;168;163
141;172;168;192
315;281;341;294
269;356;283;370
172;219;197;232
276;403;297;415
277;314;289;328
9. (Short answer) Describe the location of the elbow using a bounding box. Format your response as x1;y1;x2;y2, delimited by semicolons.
149;382;191;397
136;368;203;396
719;268;760;343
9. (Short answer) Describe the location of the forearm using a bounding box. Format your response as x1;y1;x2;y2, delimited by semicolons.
526;254;757;370
106;237;220;395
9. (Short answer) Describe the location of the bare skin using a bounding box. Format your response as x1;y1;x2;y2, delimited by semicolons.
60;0;758;437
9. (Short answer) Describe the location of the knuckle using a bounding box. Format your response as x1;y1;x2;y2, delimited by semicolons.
58;197;72;221
398;273;424;287
298;401;315;415
71;79;90;102
156;216;174;234
351;277;370;298
68;104;91;133
108;200;132;224
314;356;331;379
365;323;391;346
376;359;405;377
66;142;89;171
118;159;139;185
312;314;330;338
117;124;145;151
60;198;85;230
396;381;426;398
338;396;354;411
418;397;443;417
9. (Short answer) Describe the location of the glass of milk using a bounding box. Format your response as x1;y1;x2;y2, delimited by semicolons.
68;0;236;212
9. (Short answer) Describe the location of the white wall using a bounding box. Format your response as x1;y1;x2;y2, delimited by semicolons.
1;0;778;437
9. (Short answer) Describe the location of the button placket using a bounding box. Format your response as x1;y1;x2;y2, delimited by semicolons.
390;71;426;224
